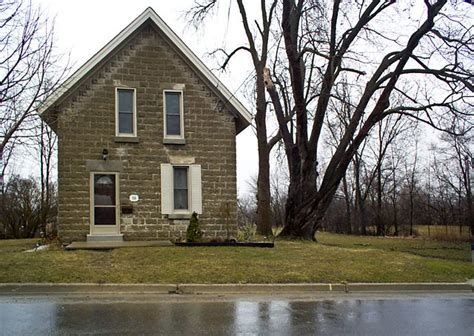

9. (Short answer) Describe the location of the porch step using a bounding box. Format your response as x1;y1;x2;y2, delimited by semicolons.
86;234;124;242
65;240;173;250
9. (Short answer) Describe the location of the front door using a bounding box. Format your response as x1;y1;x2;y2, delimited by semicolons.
90;172;120;235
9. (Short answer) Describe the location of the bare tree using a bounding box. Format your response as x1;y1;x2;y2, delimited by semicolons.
0;0;65;171
325;78;418;236
39;120;57;236
0;175;40;238
265;0;472;239
403;140;420;236
187;0;283;236
189;1;473;240
387;145;404;235
437;128;473;235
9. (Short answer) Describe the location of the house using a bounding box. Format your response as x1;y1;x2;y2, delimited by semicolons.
39;7;252;242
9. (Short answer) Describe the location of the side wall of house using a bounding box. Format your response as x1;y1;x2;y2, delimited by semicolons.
56;23;237;242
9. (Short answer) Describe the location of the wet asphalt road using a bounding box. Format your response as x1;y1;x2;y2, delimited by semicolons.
0;293;472;335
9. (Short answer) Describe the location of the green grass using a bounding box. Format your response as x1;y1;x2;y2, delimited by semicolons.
0;234;472;284
317;232;471;262
415;225;472;240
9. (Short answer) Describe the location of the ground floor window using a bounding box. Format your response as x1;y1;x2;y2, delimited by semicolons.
173;167;188;210
161;164;202;215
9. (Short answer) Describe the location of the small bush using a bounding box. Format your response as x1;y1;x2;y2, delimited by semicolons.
186;212;203;242
237;222;257;242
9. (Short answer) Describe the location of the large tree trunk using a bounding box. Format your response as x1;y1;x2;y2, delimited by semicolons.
280;150;318;239
255;70;273;237
280;196;323;240
256;143;272;236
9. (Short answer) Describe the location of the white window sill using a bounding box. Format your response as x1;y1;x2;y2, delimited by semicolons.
163;138;186;145
115;136;139;143
168;213;191;220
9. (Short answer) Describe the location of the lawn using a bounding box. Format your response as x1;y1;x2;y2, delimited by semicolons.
0;233;472;284
415;225;472;240
317;232;471;262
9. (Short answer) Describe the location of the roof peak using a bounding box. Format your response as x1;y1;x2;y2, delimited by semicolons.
39;7;252;133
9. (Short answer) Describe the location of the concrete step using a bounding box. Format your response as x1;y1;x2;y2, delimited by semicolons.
86;234;124;242
65;240;173;250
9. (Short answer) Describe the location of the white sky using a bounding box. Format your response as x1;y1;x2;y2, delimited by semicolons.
32;0;259;195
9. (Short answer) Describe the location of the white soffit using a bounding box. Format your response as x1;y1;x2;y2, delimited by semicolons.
39;7;252;128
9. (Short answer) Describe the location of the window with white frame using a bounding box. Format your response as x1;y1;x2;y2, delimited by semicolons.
173;167;188;210
161;163;201;215
116;88;136;136
163;90;184;139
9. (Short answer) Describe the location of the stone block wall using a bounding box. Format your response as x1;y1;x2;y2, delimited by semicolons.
54;22;238;242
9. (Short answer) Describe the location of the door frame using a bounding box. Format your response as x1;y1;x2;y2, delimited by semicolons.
89;171;120;235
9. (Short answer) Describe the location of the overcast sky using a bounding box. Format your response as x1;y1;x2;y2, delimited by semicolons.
32;0;259;195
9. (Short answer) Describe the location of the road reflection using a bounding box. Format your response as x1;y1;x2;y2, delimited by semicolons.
0;296;472;335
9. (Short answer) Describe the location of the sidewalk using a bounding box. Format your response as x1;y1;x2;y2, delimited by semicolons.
0;282;472;295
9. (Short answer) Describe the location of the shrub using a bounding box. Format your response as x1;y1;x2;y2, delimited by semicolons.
237;221;257;242
186;212;203;242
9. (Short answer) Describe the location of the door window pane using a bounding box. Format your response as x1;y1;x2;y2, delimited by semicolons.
173;167;188;210
118;89;134;135
94;175;115;205
165;92;181;136
94;207;116;225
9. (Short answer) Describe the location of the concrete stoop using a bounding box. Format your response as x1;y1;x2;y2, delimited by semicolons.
0;282;471;295
86;234;124;242
66;240;173;250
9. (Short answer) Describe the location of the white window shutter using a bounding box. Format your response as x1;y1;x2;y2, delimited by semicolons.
190;165;202;214
160;164;173;214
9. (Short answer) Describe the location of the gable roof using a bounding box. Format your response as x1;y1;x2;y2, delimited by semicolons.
39;7;252;134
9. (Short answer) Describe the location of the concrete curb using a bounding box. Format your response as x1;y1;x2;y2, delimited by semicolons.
177;283;346;294
346;283;472;292
0;282;471;295
0;283;176;295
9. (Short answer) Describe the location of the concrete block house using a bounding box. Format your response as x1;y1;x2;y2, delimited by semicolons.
40;8;252;243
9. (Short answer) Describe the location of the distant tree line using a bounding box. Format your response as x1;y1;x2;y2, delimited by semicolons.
239;126;473;238
322;128;473;237
0;175;57;239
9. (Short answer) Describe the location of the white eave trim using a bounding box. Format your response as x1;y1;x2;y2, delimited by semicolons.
38;7;252;128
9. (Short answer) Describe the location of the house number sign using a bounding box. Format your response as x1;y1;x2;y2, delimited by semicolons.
129;194;139;202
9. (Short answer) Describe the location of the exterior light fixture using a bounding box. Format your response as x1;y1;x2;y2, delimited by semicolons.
102;149;108;161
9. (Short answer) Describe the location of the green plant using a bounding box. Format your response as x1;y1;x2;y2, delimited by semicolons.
237;222;257;242
186;212;203;242
269;226;283;242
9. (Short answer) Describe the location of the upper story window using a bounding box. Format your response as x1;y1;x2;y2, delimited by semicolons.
163;90;184;141
116;88;136;137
